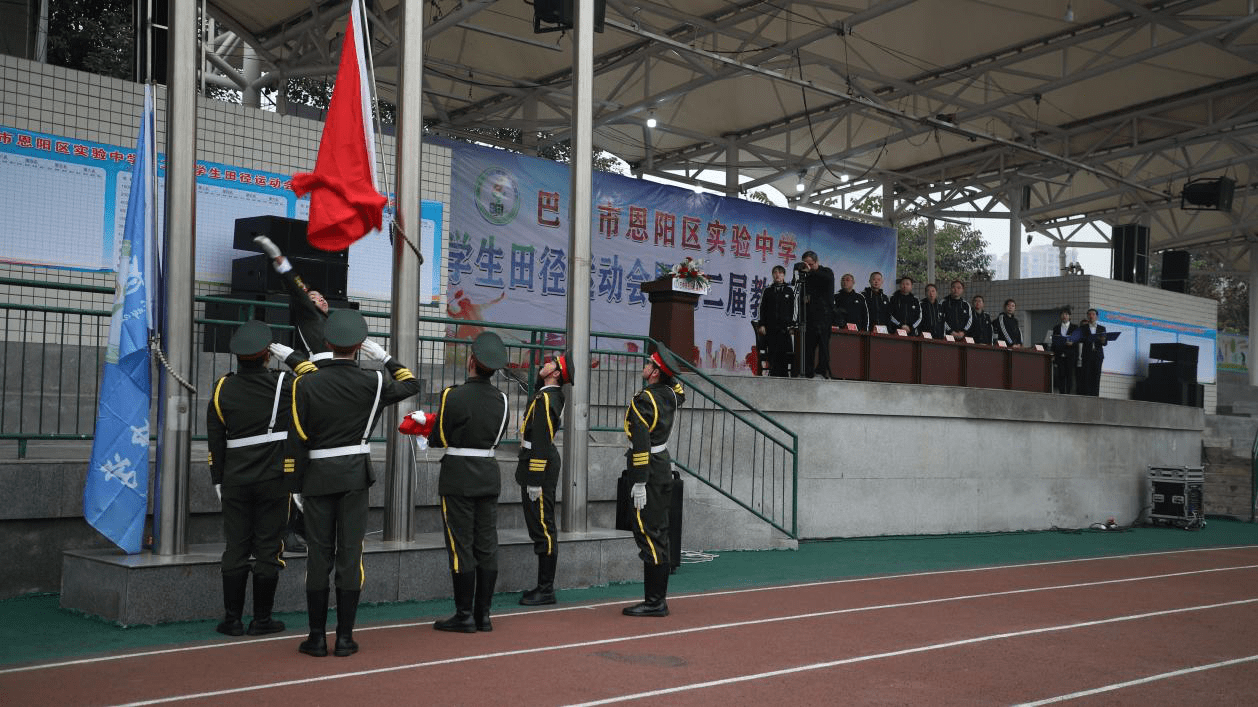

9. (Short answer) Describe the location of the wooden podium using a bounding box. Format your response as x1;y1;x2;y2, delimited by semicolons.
640;277;702;363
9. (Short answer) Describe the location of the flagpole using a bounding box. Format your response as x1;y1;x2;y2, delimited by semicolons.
155;0;199;555
384;0;423;541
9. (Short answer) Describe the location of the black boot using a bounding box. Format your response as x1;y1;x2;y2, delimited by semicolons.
433;572;477;633
246;574;286;635
216;569;249;636
519;553;557;606
333;589;360;657
622;563;670;617
298;589;329;656
474;568;498;632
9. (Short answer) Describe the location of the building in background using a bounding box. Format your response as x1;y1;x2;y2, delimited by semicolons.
994;245;1080;280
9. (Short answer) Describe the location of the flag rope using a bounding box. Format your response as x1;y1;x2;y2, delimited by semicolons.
150;334;198;393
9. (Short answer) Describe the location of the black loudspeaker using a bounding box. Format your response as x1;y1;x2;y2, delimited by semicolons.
231;254;348;299
1181;177;1235;212
233;216;346;261
1160;250;1191;293
533;0;605;33
1111;224;1150;284
1149;342;1198;366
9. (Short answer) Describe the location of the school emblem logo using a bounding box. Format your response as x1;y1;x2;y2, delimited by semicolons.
474;167;520;226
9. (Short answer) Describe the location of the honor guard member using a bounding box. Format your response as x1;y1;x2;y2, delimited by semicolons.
1046;306;1079;394
967;295;994;345
833;274;868;331
862;272;890;332
941;280;973;339
430;332;511;633
996;299;1023;347
888;276;922;335
755;265;796;377
253;235;332;362
623;349;686;618
207;321;316;637
919;284;945;339
516;351;574;606
290;310;421;657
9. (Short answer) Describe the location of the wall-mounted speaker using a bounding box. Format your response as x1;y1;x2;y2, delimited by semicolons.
1111;224;1149;285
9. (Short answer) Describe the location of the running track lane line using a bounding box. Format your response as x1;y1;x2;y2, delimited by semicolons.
1014;655;1258;705
111;590;1258;704
5;545;1256;676
560;598;1258;707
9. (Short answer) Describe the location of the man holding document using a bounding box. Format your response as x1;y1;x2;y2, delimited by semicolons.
1079;308;1112;396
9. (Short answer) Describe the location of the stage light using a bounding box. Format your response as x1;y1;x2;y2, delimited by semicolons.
796;170;807;193
646;112;657;129
839;172;850;183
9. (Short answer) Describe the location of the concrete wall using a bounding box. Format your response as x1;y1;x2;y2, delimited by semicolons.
711;374;1204;538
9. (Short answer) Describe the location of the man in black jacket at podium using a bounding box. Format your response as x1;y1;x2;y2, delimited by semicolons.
1079;308;1108;396
1046;306;1079;394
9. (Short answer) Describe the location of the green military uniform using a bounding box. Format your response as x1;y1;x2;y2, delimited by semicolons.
206;320;316;637
288;309;421;657
273;254;331;359
622;349;686;617
430;332;510;633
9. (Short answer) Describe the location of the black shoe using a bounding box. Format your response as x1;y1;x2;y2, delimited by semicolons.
519;554;557;606
474;568;497;632
623;563;671;617
216;569;249;636
333;634;358;657
434;572;477;633
621;599;669;617
246;574;285;635
299;633;328;657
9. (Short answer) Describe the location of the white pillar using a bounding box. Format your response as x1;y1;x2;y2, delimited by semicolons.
1008;190;1022;280
926;219;936;285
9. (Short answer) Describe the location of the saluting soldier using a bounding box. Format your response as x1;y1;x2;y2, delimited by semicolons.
430;332;511;633
622;349;686;618
516;351;574;607
289;309;421;658
206;320;316;638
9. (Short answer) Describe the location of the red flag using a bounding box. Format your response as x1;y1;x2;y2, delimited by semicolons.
290;0;387;252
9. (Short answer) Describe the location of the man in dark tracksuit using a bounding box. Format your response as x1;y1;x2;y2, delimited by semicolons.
622;350;686;618
996;299;1023;347
756;265;796;377
799;250;834;378
888;276;921;335
289;310;421;657
941;280;973;339
833;273;868;331
516;352;574;606
1079;308;1108;396
967;295;994;345
430;332;511;633
919;284;945;339
862;272;890;332
207;320;317;638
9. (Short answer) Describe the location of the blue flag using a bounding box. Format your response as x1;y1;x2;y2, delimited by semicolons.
84;86;156;554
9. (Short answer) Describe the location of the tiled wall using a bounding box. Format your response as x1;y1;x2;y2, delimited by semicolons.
0;54;451;345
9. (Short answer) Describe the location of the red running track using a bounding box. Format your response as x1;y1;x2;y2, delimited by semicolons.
4;546;1258;706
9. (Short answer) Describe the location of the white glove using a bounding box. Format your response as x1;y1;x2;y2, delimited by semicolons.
253;235;283;260
631;482;647;510
214;484;222;501
292;493;304;512
527;485;542;502
360;339;390;363
267;342;294;360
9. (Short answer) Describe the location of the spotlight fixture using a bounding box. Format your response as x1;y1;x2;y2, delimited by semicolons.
646;111;657;129
1064;2;1074;22
795;170;807;193
839;172;850;183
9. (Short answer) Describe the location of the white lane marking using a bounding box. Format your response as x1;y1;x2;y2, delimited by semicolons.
106;571;1258;705
1014;654;1258;706
562;599;1258;707
5;544;1256;676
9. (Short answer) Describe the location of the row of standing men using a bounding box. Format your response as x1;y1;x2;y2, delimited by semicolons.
205;235;685;660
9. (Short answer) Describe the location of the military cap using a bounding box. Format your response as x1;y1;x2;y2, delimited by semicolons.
471;331;508;370
229;320;272;356
325;309;369;348
553;350;575;385
649;349;681;378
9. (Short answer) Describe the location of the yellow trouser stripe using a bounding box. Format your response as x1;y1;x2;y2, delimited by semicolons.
440;496;459;573
538;491;553;555
635;508;658;565
359;539;366;589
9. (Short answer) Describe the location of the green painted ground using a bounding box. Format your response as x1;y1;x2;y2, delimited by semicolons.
3;519;1256;668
